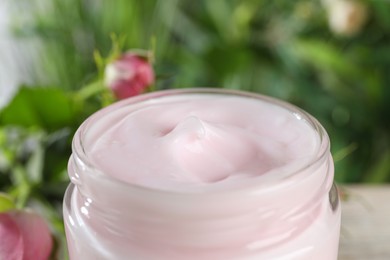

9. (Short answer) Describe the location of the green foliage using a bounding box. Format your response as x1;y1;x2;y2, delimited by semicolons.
0;125;74;258
0;87;75;130
7;0;390;182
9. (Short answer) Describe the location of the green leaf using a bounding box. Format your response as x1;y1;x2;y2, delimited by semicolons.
12;166;32;209
0;193;16;213
0;87;75;130
26;144;45;183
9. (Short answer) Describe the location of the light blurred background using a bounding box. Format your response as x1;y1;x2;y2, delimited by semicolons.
4;0;386;183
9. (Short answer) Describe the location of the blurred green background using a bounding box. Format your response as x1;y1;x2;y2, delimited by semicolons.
12;0;386;182
3;0;390;191
0;0;389;256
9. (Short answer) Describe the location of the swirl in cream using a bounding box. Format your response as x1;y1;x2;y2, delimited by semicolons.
88;94;319;192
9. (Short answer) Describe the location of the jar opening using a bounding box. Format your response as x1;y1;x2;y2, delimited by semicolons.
71;88;331;196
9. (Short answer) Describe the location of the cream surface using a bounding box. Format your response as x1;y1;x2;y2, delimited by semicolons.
88;94;319;192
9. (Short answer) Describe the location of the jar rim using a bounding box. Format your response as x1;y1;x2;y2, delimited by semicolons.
72;88;331;197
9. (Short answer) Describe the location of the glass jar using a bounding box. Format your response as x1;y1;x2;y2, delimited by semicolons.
63;89;341;259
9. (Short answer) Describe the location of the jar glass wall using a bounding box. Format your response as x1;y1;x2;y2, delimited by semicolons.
63;89;341;259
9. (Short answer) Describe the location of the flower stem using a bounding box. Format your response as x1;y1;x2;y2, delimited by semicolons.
75;80;106;101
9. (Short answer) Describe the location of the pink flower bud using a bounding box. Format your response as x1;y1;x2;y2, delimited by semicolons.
0;210;53;260
104;52;155;100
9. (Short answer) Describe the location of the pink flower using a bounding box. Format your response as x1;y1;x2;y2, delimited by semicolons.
0;210;53;260
0;214;23;260
104;52;155;99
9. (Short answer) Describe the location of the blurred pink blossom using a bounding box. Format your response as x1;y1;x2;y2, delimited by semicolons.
0;214;23;260
104;52;154;99
0;210;52;260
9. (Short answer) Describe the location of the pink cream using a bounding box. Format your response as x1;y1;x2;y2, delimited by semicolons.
64;89;341;259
